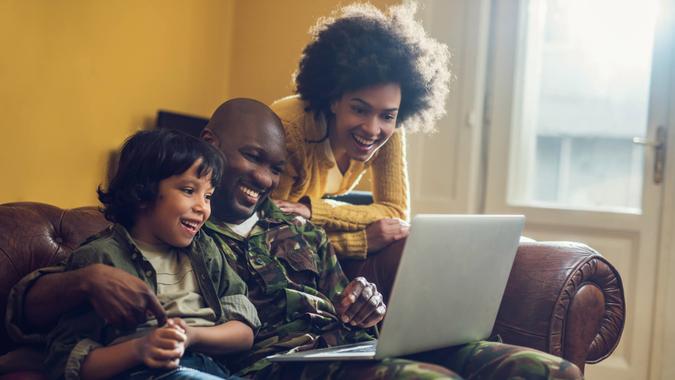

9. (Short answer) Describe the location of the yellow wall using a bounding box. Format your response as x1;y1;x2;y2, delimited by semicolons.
0;0;397;207
0;0;235;207
227;0;397;191
228;0;398;104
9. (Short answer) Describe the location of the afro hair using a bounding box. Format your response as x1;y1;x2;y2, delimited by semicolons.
294;2;451;133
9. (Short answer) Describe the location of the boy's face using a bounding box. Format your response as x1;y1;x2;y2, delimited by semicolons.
207;113;286;224
132;159;214;247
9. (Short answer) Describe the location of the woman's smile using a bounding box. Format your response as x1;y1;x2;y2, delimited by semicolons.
329;83;401;167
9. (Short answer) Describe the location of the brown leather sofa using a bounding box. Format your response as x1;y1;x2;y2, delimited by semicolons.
0;202;626;378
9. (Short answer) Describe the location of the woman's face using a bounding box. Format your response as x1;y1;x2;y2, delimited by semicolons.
329;83;401;163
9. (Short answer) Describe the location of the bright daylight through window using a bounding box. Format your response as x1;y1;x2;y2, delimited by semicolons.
509;0;659;212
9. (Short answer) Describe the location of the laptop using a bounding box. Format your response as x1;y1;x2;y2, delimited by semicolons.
266;214;525;362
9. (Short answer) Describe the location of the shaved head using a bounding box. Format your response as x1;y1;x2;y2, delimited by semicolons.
201;98;287;223
205;98;284;141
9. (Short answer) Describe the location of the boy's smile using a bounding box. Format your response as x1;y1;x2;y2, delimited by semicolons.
132;159;214;247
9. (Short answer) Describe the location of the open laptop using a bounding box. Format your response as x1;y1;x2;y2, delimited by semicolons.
266;214;525;362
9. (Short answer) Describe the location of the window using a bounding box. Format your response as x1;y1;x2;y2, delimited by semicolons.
508;0;659;212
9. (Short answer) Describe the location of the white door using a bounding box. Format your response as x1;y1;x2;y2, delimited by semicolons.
484;1;674;379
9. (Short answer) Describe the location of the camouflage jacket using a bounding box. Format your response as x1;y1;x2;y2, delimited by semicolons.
204;199;375;375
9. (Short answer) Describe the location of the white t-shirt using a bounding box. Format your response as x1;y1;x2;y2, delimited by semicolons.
225;212;260;238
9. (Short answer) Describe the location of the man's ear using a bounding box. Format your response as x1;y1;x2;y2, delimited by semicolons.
201;128;220;147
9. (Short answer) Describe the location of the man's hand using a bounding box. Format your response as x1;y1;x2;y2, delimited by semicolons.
82;264;167;329
274;200;312;219
366;218;409;252
135;323;186;369
335;277;386;328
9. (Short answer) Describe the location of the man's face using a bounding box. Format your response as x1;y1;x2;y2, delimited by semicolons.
209;114;286;224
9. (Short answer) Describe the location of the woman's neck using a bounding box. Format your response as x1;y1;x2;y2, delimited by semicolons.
327;118;350;174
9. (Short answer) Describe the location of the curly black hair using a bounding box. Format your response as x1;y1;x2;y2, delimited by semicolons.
294;2;450;133
97;129;225;229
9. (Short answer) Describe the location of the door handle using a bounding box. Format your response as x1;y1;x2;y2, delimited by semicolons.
632;125;667;184
632;137;663;148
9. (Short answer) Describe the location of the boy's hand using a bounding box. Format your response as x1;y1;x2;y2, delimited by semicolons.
82;264;167;329
335;277;386;328
136;324;186;369
168;318;194;348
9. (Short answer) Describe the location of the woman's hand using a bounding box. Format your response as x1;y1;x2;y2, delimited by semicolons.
136;323;186;369
274;200;312;219
366;218;409;252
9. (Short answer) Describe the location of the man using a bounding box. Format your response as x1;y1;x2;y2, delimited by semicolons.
7;99;582;379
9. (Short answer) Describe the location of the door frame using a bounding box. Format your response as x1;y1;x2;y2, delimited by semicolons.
650;2;675;378
482;0;674;379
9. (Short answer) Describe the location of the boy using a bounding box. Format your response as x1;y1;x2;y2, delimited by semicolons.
45;129;260;380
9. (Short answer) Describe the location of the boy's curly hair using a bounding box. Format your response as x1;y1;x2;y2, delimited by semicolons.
294;2;451;133
97;129;225;229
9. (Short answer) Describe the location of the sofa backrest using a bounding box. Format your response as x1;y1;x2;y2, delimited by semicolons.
0;202;110;354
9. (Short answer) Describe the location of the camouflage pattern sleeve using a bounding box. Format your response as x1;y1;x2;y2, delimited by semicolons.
311;223;349;302
6;266;66;344
210;236;248;297
212;241;261;332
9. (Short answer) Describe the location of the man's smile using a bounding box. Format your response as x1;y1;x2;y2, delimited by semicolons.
237;183;264;205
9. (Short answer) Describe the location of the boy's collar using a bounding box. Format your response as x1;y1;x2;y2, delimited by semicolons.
111;224;140;250
110;223;196;256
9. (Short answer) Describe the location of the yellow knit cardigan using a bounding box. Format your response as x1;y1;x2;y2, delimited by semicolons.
271;95;410;259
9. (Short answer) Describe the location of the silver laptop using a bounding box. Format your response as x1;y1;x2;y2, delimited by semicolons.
267;214;524;362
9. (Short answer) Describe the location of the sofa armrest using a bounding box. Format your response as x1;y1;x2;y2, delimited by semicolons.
493;241;625;372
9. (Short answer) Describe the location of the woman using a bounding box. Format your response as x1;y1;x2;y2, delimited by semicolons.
272;2;450;260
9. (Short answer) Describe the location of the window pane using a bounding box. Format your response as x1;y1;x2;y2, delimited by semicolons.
509;0;658;212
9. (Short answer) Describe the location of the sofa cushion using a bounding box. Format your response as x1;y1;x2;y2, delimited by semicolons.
0;203;109;355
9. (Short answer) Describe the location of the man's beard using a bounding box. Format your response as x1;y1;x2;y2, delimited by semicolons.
210;189;261;224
